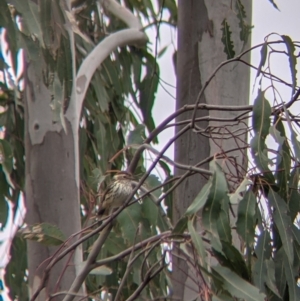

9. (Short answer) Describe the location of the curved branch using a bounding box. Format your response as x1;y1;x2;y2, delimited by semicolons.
133;144;212;176
66;28;148;129
128;103;252;174
101;0;143;29
66;0;148;129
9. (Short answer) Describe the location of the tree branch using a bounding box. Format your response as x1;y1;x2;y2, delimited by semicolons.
101;0;143;29
62;223;113;301
66;0;148;131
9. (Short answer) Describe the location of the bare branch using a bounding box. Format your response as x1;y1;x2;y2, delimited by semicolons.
101;0;143;29
62;223;113;301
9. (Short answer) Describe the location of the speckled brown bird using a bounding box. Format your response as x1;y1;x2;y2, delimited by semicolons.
98;172;135;216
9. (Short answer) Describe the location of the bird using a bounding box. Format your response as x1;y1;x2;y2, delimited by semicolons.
98;171;135;216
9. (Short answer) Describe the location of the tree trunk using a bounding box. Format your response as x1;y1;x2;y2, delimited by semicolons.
25;60;82;300
172;1;210;299
173;1;251;300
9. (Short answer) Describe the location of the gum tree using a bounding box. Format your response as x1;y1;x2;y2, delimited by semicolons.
1;1;300;301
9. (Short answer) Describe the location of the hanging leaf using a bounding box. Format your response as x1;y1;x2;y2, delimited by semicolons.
282;35;297;95
172;216;187;234
117;202;142;245
264;259;282;298
267;0;280;10
268;189;294;264
274;248;287;297
213;265;266;301
236;190;256;247
40;0;52;48
213;240;250;280
0;139;15;189
235;0;252;44
141;196;158;228
91;73;109;113
127;124;145;145
256;42;268;78
9;0;45;48
250;90;274;183
273;120;290;199
144;174;162;199
288;167;300;222
221;19;235;59
0;1;19;72
19;223;65;246
188;219;207;269
139;55;159;142
252;90;271;138
202;161;228;242
283;249;300;300
290;127;300;162
89;265;113;276
5;236;28;301
253;231;272;292
185;180;211;215
104;231;127;256
217;196;232;244
0;195;8;229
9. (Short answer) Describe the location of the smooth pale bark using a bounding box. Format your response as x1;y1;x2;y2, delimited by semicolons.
173;1;251;300
173;1;210;299
25;61;83;301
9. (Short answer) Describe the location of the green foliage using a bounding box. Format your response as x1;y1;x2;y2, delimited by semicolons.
282;35;298;95
221;19;235;59
5;237;28;301
250;90;274;183
256;41;268;78
201;162;229;245
235;0;252;44
213;265;265;301
18;223;66;246
1;0;300;300
236;190;256;247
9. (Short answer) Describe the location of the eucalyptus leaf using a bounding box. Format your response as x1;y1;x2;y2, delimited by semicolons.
117;202;142;245
202;161;228;242
265;259;282;298
0;195;8;229
127;124;145;145
19;223;65;246
185;180;211;215
282;35;297;95
256;42;268;78
236;190;256;246
89;265;113;276
172;216;188;234
188;219;207;269
253;231;272;292
283;248;300;301
221;19;235;59
213;265;266;301
268;189;294;264
288;167;300;222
